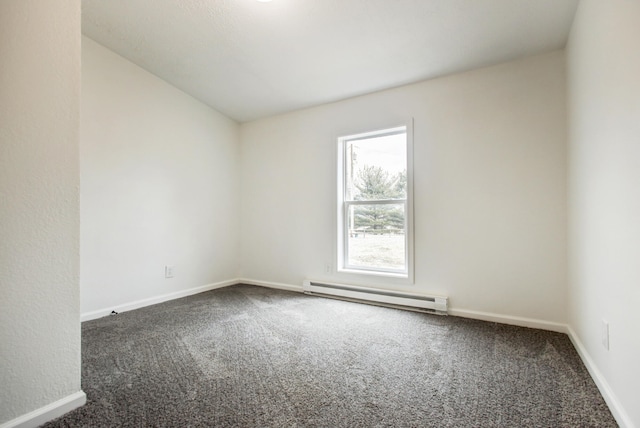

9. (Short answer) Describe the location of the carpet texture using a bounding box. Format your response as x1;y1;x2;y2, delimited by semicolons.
44;284;616;427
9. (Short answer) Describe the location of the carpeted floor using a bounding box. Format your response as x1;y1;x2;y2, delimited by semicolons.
44;284;616;427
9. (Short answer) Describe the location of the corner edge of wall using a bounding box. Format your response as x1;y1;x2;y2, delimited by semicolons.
567;326;633;428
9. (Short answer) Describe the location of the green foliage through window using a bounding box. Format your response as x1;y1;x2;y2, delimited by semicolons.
338;125;410;274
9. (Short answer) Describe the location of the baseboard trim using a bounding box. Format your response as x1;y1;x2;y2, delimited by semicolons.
237;278;304;293
566;326;632;428
0;390;86;428
237;280;569;333
76;278;629;426
81;279;239;321
448;308;568;333
238;281;568;334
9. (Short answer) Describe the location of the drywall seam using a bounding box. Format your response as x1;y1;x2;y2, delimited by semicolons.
81;279;238;321
0;391;86;428
567;326;633;428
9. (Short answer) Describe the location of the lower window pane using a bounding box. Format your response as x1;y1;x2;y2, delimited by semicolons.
347;204;405;270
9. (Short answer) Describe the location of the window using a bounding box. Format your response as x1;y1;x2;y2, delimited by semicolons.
337;123;413;278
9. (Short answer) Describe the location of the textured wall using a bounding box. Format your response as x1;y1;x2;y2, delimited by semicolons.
81;37;241;315
0;0;82;424
567;1;640;426
240;51;567;325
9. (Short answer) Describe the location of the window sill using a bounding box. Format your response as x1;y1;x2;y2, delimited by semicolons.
337;268;408;280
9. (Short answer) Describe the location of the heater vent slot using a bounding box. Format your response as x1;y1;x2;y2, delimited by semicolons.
303;280;447;315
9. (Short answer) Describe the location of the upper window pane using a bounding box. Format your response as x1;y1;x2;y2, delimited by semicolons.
345;129;407;201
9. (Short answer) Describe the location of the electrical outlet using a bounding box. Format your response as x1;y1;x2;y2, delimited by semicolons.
601;319;609;350
165;265;175;279
324;263;332;274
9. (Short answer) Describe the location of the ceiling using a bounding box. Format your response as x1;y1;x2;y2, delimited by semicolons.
82;0;579;123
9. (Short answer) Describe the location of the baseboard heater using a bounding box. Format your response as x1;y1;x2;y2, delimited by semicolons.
302;280;448;315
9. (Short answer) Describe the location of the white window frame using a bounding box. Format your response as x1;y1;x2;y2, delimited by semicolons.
336;121;414;280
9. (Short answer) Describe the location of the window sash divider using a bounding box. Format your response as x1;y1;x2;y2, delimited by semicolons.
344;199;406;206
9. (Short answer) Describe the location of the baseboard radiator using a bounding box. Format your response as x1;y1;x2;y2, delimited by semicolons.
302;280;448;315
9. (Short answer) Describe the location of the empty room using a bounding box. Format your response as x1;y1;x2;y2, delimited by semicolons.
1;0;639;427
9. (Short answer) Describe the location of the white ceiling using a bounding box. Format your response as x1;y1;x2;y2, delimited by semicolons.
82;0;579;123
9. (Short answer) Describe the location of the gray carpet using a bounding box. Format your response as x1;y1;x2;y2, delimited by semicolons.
44;284;616;427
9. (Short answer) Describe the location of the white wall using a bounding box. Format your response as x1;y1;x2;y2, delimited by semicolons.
567;1;640;426
0;0;83;424
240;51;567;325
81;37;240;316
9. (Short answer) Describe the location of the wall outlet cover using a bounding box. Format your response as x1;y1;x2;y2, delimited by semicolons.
165;265;175;278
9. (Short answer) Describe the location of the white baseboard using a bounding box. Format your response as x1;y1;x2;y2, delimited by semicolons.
237;280;569;334
566;326;633;428
237;278;304;293
81;279;238;321
448;308;568;333
448;309;630;427
76;278;630;427
0;391;86;428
